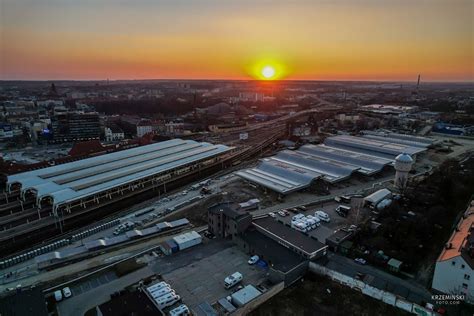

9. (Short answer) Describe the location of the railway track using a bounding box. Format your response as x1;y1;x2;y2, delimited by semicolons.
0;119;287;257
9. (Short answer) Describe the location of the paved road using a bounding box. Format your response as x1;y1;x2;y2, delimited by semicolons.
324;253;433;305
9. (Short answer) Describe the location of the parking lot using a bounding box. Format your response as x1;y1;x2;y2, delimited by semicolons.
269;199;362;244
161;246;267;312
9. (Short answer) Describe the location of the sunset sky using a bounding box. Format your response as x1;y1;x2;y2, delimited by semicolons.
0;0;472;81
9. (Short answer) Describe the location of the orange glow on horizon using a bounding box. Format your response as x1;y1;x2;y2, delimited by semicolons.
0;0;472;81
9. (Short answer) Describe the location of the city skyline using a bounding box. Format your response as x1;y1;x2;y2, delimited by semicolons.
1;0;472;82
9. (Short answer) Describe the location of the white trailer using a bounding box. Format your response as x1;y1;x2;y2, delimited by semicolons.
147;281;170;292
151;287;175;299
155;293;181;309
224;272;243;289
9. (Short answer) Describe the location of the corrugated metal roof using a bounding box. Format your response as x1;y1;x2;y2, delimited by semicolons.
324;135;426;159
238;134;427;195
298;144;393;175
364;189;392;205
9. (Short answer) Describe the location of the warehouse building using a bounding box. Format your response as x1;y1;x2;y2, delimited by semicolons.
232;216;327;285
252;216;328;260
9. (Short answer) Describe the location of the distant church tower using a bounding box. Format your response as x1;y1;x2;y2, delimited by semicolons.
394;153;414;190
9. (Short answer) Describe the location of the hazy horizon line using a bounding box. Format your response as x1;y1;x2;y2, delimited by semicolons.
1;78;472;84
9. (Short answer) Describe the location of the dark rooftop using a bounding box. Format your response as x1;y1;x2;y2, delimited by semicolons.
326;229;353;246
194;301;218;316
98;290;160;316
208;203;247;219
0;288;48;316
252;216;327;256
241;229;305;273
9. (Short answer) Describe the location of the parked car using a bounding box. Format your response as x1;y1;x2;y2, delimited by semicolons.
268;212;276;218
278;210;287;217
289;208;299;214
347;225;358;232
315;210;330;222
54;290;63;302
248;255;260;265
335;205;351;217
283;210;290;216
354;258;367;265
62;287;72;298
297;206;307;211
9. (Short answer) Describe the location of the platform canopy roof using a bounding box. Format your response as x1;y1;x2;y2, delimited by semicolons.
237;134;428;195
324;135;427;160
8;139;231;209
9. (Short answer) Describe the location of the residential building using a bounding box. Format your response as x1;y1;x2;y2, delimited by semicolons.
105;126;125;142
137;121;153;137
165;122;184;135
432;199;474;302
239;92;264;102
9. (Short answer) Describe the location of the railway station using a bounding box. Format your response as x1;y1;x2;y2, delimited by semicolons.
236;135;429;195
0;139;232;253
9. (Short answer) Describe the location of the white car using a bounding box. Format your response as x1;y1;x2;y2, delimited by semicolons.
268;212;276;218
315;210;330;222
54;290;63;302
278;211;287;217
248;255;259;265
354;258;367;265
62;287;72;298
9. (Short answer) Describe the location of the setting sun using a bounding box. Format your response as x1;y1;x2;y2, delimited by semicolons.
261;66;276;79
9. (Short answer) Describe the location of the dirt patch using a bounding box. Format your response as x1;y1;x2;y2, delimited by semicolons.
250;273;410;316
114;258;146;277
222;179;278;208
165;194;225;227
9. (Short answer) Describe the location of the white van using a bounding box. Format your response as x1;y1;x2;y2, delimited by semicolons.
224;272;243;289
54;290;63;302
155;293;181;309
315;210;330;222
147;282;170;293
151;287;175;299
169;304;190;316
292;221;309;232
292;214;305;221
306;215;321;228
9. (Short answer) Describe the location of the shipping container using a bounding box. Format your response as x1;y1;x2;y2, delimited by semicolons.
159;239;178;255
172;231;202;251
